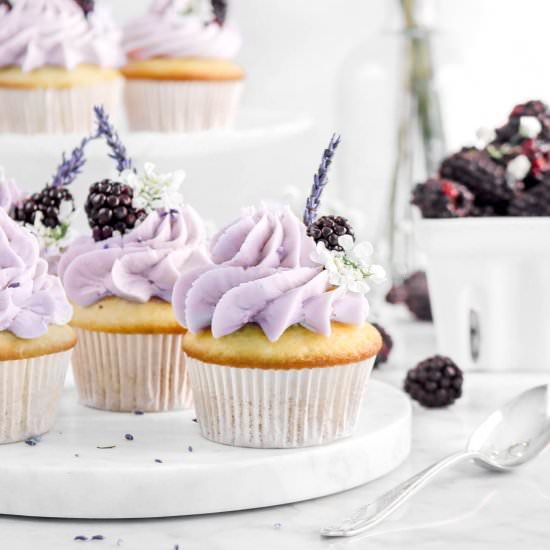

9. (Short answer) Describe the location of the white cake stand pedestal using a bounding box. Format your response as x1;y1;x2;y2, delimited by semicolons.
0;379;411;519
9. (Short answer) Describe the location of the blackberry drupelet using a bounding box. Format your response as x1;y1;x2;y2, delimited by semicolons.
85;179;146;241
372;323;393;368
74;0;94;16
211;0;227;24
13;186;74;229
411;178;474;218
440;147;513;205
307;215;355;252
404;355;463;408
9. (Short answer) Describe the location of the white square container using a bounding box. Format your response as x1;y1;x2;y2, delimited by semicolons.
418;218;550;371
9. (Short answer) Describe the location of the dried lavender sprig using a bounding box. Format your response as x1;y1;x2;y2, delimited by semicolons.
303;134;341;227
51;134;97;188
93;105;133;173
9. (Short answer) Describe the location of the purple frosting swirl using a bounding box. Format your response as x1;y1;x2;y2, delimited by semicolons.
173;206;369;341
124;0;241;61
0;0;124;72
0;209;72;339
59;207;209;307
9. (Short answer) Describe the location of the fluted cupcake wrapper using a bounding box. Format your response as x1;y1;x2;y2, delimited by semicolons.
0;79;123;134
186;356;375;449
0;350;71;444
124;80;243;132
72;329;193;412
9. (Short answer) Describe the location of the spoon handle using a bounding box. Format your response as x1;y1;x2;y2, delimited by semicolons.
320;450;477;538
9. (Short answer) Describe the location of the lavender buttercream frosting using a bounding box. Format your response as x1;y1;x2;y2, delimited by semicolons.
0;0;124;72
173;206;369;341
124;0;241;61
0;209;72;339
59;207;210;307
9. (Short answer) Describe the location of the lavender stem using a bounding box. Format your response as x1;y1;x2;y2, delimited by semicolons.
93;105;133;173
303;134;341;227
51;134;97;188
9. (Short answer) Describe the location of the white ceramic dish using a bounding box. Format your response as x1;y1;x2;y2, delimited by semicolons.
0;379;410;519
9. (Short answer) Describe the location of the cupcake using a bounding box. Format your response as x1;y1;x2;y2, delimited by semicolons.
0;209;75;443
58;108;209;412
0;0;124;134
173;137;385;448
122;0;244;132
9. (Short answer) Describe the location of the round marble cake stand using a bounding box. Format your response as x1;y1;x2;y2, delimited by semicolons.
0;380;411;519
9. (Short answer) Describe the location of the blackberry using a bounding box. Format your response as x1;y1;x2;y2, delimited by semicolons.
440;147;513;205
411;178;474;218
0;0;12;11
372;323;393;368
85;179;146;241
13;186;74;229
386;271;433;322
307;215;355;252
404;355;463;408
508;179;550;216
494;100;550;144
74;0;94;16
211;0;227;24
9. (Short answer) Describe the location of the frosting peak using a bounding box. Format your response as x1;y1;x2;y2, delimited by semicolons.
124;0;241;60
0;0;124;72
0;209;72;339
0;167;25;213
59;207;210;307
173;206;370;341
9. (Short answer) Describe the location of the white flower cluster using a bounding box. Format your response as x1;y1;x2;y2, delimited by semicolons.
311;235;386;294
31;200;75;252
121;163;185;214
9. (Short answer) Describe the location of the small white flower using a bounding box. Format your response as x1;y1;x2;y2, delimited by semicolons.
519;116;542;139
121;162;186;214
506;154;531;183
29;206;76;252
312;236;386;295
476;127;497;146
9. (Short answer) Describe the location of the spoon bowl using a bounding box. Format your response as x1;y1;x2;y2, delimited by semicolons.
467;385;550;471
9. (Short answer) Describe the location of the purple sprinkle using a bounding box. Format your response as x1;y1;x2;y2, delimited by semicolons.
74;535;88;541
91;535;105;541
8;282;20;288
102;244;109;249
191;418;198;423
97;445;116;450
155;459;163;463
124;434;134;441
74;453;80;458
174;545;180;550
134;410;144;416
273;523;282;530
25;436;40;446
188;446;193;453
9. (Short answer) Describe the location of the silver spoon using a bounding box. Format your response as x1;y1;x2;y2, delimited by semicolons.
321;384;550;538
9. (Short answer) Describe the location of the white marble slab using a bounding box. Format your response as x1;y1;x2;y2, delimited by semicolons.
0;380;411;519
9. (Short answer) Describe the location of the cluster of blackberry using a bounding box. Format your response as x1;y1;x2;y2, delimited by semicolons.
412;100;550;218
404;355;463;408
0;0;12;10
84;179;146;242
307;215;355;251
13;186;74;229
386;271;432;322
211;0;227;24
372;323;393;367
74;0;94;16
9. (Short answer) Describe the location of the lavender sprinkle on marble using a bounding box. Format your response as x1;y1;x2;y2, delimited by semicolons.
93;105;133;173
8;282;20;288
303;134;341;227
192;418;198;423
273;523;282;530
155;459;163;463
74;535;88;541
25;436;40;446
124;434;134;441
91;535;105;541
97;445;116;449
188;446;193;453
134;410;144;415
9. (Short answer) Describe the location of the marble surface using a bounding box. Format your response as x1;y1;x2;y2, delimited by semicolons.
0;381;410;519
1;319;550;549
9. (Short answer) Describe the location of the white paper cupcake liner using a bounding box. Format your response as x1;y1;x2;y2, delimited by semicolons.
72;329;192;412
0;78;123;134
186;356;376;448
0;350;71;444
125;79;243;132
